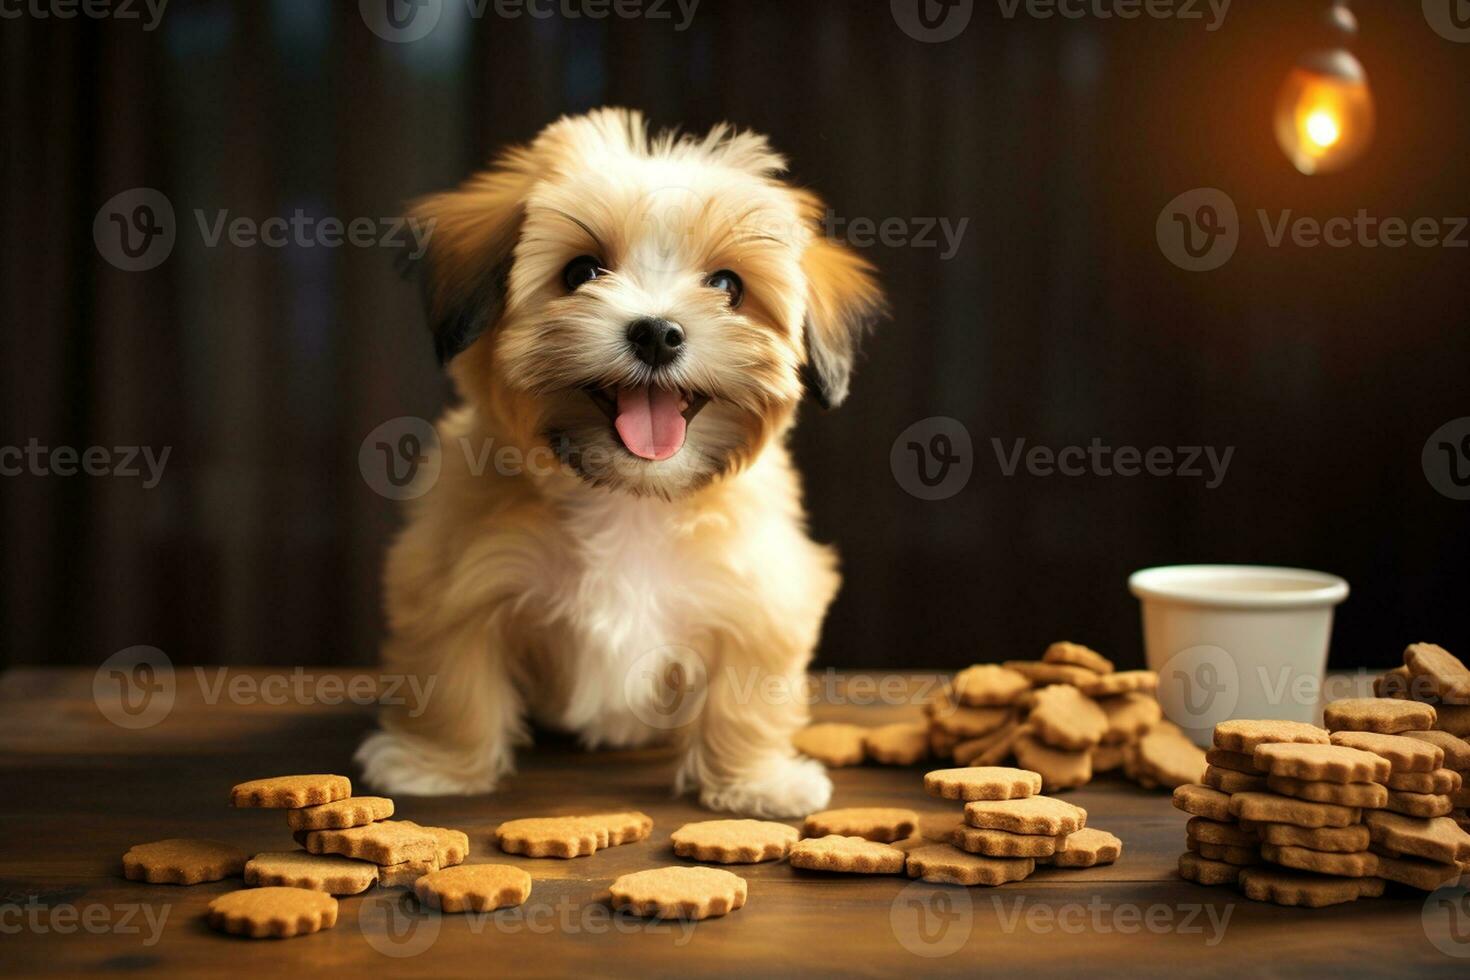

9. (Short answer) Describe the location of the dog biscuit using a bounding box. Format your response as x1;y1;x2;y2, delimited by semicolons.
1329;731;1444;773
1384;790;1454;818
1097;692;1161;745
1185;817;1257;847
1363;811;1470;865
1042;642;1114;675
933;704;1015;740
1177;851;1240;886
1260;843;1378;878
952;723;1019;766
122;839;247;885
420;824;471;867
1027;685;1108;750
1323;697;1436;735
1203;749;1261;774
864;721;930;765
285;796;394;831
1203;766;1268;795
378;858;438;889
1044;828;1121;868
610;867;747;920
802;807;917;843
1258;822;1370;853
1401;730;1470;770
1264;775;1388;809
963;796;1086;836
923;766;1041;801
1385;768;1462;794
1091;742;1127;773
303;819;438;866
1134;730;1207;788
793;723;868;767
905;844;1034;885
969;724;1024;767
244;851;378;895
1229;791;1361;829
1187;840;1260;866
229;774;352;809
951;825;1061;858
952;664;1032;706
1013;732;1092;791
1079;670;1158;699
1172;783;1232;822
415;864;532;913
671;819;799;863
1375;665;1415;699
1372;851;1463;891
1002;660;1098;687
1253;742;1392;784
495;812;652;858
1238;867;1383;908
207;887;338;939
1405;642;1470;704
790;835;905;874
1212;719;1329;754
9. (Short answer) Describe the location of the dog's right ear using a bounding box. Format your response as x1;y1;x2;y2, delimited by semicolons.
403;154;536;364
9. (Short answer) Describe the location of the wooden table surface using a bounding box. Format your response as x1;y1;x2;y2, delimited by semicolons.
2;667;1466;978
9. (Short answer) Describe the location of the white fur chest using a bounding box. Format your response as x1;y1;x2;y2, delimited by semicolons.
533;490;713;741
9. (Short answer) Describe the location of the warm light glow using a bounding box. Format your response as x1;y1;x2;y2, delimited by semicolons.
1274;52;1374;176
1305;110;1340;147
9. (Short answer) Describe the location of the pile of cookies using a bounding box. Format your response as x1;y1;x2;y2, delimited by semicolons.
779;766;1122;885
1175;706;1470;907
1377;641;1470;830
795;642;1206;794
122;773;517;939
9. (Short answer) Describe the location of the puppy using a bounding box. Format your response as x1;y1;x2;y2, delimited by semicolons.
356;108;882;817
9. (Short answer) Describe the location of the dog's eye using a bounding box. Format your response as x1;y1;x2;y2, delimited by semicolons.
562;255;605;291
706;269;743;308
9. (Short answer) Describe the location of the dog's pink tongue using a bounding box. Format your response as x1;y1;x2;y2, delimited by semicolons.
614;385;686;461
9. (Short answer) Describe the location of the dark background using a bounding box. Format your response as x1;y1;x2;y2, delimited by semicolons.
2;0;1467;673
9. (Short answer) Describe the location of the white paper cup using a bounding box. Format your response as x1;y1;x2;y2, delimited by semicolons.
1129;565;1349;746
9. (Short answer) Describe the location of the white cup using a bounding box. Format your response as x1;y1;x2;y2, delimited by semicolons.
1129;564;1350;746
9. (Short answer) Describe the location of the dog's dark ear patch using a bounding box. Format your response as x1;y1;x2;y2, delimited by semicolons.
411;252;511;365
799;233;885;409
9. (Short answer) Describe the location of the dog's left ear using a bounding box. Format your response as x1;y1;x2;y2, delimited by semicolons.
404;155;537;364
797;211;885;409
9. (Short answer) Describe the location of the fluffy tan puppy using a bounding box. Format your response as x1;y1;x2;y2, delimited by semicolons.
357;108;882;817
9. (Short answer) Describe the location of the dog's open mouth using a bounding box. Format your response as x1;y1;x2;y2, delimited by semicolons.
584;385;709;461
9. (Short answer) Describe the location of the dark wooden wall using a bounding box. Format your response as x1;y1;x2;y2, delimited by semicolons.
3;0;1467;671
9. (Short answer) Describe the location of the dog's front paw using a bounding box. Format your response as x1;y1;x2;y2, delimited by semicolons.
354;729;508;796
698;756;833;818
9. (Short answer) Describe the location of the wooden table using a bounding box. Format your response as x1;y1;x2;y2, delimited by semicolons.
2;668;1466;977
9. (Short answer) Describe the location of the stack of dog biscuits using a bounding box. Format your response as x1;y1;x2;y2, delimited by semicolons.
123;773;488;940
1374;641;1470;832
899;765;1121;884
1176;712;1470;906
794;642;1204;794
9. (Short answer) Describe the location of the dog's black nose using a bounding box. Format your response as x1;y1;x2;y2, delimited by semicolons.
627;317;684;368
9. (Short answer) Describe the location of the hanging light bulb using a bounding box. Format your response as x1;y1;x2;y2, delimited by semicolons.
1274;1;1374;176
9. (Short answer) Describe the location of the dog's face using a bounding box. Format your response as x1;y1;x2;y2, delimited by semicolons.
411;108;882;497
